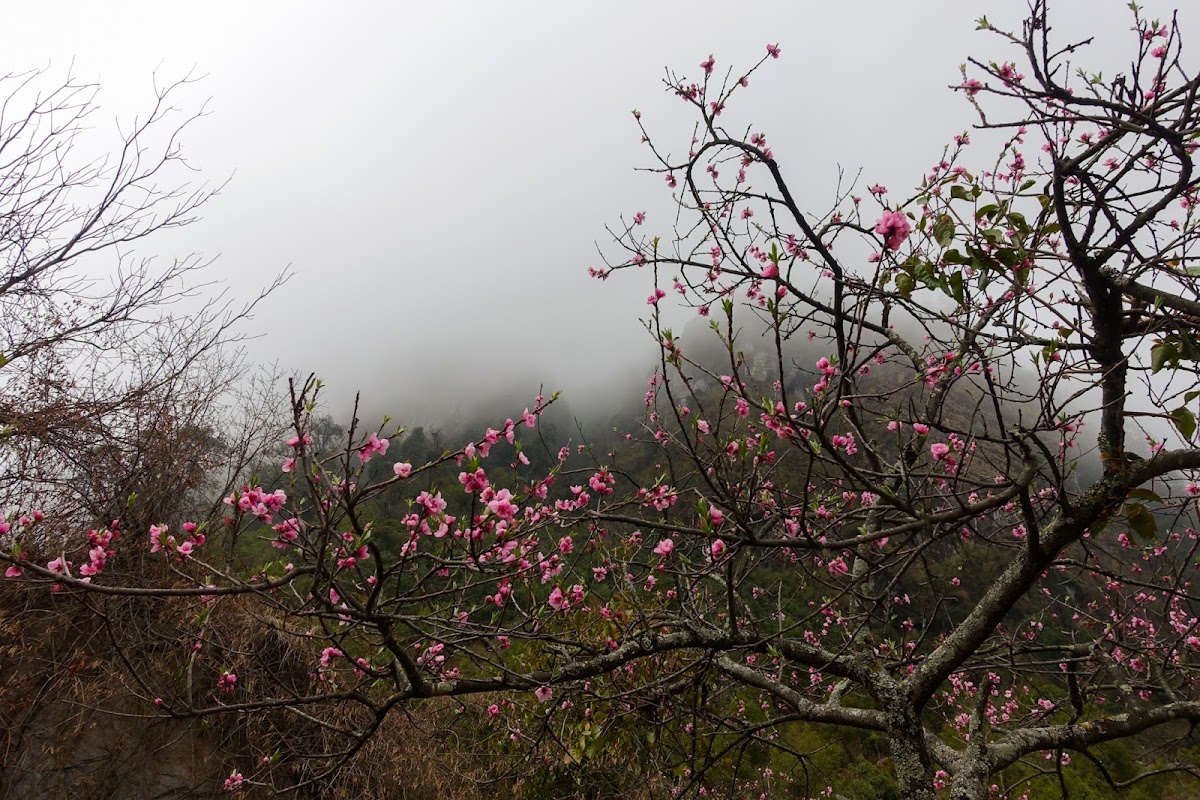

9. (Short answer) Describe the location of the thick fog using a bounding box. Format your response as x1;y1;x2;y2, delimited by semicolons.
3;1;1190;426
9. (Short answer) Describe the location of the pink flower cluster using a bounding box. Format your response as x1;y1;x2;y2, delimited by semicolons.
217;671;237;694
357;432;390;463
319;646;342;668
225;485;288;525
831;433;858;456
638;484;678;511
874;210;912;250
79;526;118;579
547;584;585;611
150;522;206;560
813;356;838;395
271;517;301;549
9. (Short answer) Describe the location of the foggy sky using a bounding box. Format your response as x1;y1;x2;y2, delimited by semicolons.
3;1;1191;425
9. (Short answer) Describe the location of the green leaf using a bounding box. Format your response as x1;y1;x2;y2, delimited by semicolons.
1151;342;1178;373
943;249;968;265
950;271;965;305
933;215;955;247
1171;406;1197;441
951;185;971;201
994;248;1019;268
895;273;915;298
1127;488;1163;503
968;247;999;272
1126;502;1158;539
982;228;1006;245
1178;333;1200;361
1007;212;1029;237
913;260;938;288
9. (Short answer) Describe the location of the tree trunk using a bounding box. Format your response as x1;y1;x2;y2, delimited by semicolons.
888;710;937;800
948;759;991;800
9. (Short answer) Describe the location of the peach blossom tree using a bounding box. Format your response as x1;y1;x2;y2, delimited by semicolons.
6;4;1200;799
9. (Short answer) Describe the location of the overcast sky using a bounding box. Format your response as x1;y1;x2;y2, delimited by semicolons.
3;1;1192;423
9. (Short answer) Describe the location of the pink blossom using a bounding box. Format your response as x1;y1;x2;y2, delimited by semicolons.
149;524;168;554
535;686;554;703
700;55;715;75
653;538;675;556
874;210;912;250
357;432;390;463
548;586;567;611
417;491;447;516
766;43;781;59
393;462;413;478
930;443;950;461
460;468;489;494
710;539;726;559
912;423;930;435
487;488;518;520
